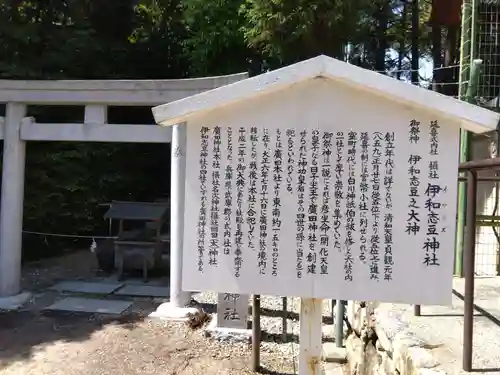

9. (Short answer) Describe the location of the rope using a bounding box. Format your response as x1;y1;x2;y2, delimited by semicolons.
22;230;116;240
22;230;117;252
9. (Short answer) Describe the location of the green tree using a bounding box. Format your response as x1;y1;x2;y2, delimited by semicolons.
182;0;256;75
240;0;370;67
0;0;186;259
0;0;440;261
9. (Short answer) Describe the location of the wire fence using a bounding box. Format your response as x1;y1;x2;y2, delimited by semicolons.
472;2;500;275
475;180;500;276
478;1;500;107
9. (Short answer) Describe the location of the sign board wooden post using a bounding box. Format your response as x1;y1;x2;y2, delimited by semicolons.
153;55;499;375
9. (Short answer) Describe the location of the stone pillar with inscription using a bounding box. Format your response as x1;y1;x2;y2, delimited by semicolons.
206;127;252;339
206;293;251;341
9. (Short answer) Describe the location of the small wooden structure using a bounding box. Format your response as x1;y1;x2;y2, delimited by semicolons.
103;201;169;282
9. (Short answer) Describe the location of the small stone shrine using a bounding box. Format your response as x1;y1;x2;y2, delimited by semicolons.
216;293;249;330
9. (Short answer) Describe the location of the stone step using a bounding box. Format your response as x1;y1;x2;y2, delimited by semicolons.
45;297;133;314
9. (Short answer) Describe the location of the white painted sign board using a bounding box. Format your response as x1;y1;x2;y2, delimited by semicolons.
181;79;458;305
152;56;499;306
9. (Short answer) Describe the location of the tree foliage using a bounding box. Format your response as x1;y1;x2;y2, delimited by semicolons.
182;0;252;75
0;0;448;260
241;0;369;65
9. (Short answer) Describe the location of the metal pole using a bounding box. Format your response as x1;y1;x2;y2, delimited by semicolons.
456;0;474;277
459;155;500;171
170;123;192;307
414;304;421;316
335;300;345;347
282;296;287;341
252;294;261;372
458;176;500;181
331;299;335;323
463;170;477;372
457;63;483;277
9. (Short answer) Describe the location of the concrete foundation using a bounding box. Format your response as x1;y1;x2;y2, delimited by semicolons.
148;302;199;321
0;292;31;310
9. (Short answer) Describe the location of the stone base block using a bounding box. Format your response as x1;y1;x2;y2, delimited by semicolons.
323;343;348;363
322;362;345;375
148;302;199;321
204;317;252;343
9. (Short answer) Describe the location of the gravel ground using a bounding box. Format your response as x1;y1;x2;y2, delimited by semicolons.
377;276;500;375
1;250;343;375
0;310;296;375
192;292;337;359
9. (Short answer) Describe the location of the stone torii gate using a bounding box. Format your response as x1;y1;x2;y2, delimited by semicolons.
0;73;247;310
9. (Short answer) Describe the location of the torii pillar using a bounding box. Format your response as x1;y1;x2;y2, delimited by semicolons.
0;103;31;308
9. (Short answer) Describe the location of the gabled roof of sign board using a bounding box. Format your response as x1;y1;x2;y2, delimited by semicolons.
152;55;500;134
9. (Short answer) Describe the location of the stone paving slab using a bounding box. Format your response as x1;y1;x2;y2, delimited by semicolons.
114;285;169;298
50;281;123;294
103;276;168;287
45;297;133;314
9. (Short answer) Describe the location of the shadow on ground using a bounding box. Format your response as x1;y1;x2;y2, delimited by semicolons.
0;310;144;366
0;251;297;374
196;301;335;345
452;289;500;327
258;369;295;375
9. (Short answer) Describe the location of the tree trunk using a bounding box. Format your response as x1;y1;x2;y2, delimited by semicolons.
411;0;419;85
431;26;443;92
441;25;459;97
397;0;408;80
374;1;390;72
